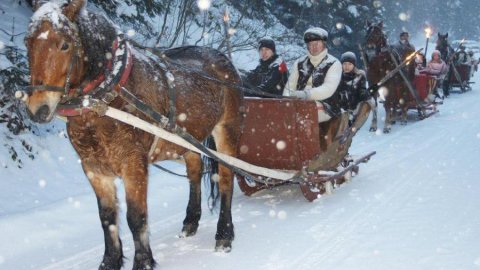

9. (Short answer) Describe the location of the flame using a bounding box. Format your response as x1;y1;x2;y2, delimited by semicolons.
223;9;230;22
424;27;432;38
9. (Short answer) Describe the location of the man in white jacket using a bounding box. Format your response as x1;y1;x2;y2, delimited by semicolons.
283;27;342;122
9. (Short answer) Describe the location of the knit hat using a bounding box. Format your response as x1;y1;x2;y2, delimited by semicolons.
400;31;409;37
304;27;328;43
431;50;441;57
258;38;276;53
340;51;356;65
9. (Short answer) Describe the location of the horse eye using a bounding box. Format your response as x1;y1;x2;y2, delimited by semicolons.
61;42;70;51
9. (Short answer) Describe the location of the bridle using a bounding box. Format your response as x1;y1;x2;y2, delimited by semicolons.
19;16;133;117
22;18;83;97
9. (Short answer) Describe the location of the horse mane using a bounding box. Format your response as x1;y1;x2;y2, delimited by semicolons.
76;11;118;81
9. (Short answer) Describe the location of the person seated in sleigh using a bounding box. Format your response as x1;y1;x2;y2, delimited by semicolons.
336;51;373;130
283;27;355;154
421;50;449;99
242;37;288;97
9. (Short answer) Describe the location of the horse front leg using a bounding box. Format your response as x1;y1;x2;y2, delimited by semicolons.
122;157;155;270
84;168;123;270
181;151;203;237
383;106;392;133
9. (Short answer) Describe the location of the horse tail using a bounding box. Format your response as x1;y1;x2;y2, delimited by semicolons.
202;135;220;211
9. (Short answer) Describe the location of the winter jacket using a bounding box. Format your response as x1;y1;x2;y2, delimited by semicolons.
243;54;288;97
454;51;471;65
394;40;416;59
423;60;448;79
283;49;342;114
337;69;369;112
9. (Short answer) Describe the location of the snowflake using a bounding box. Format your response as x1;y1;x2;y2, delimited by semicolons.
197;0;211;11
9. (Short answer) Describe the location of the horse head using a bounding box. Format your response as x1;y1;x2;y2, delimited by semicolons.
24;0;116;123
364;21;386;49
24;0;87;123
435;32;451;61
436;32;450;49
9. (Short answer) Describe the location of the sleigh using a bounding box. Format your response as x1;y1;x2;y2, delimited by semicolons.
408;74;440;118
449;64;473;92
235;98;375;201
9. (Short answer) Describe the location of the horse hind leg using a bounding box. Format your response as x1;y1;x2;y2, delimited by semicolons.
211;122;239;252
122;156;156;270
84;169;124;270
369;97;378;132
181;151;203;237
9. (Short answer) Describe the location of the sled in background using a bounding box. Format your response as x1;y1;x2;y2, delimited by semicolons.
409;74;440;119
448;64;473;93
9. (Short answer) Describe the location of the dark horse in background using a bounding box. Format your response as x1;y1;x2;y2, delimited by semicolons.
435;32;454;97
363;21;416;133
24;0;242;269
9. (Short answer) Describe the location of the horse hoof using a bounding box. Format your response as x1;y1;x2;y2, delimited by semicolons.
369;127;377;132
180;223;199;237
99;254;123;270
383;128;390;134
215;240;232;253
400;121;407;126
132;253;156;270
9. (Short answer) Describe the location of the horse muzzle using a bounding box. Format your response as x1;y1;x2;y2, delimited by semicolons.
28;104;54;123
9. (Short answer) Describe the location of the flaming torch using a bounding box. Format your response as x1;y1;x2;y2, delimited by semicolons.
424;26;432;57
223;7;232;59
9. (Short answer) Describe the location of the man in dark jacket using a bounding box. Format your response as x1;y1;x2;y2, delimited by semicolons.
394;31;416;59
243;38;288;97
336;52;371;127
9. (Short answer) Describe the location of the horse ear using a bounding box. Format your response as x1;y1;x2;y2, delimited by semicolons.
445;33;448;38
378;21;384;28
438;32;441;38
366;20;372;28
63;0;86;21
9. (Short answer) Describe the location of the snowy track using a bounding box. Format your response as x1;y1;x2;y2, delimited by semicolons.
2;77;480;269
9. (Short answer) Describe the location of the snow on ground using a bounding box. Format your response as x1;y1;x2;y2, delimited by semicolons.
1;75;479;270
1;1;480;270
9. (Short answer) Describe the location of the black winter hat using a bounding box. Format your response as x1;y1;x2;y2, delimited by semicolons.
258;38;276;53
400;31;409;37
340;51;356;65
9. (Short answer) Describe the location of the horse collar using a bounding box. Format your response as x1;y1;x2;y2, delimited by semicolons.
56;35;133;117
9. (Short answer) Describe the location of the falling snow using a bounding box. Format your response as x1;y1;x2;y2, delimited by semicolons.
1;1;480;270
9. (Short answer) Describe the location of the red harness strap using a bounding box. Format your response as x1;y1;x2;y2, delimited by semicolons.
57;37;133;116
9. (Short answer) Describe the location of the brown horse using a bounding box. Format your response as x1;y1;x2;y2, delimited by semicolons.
23;0;241;269
364;21;415;133
436;32;454;96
